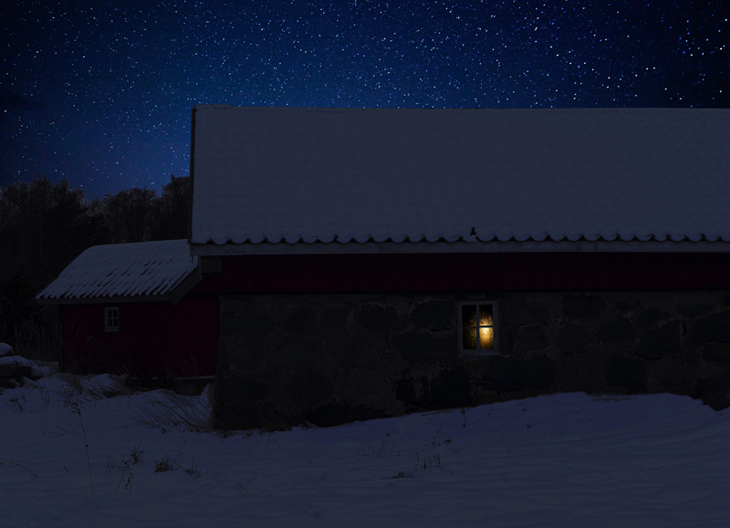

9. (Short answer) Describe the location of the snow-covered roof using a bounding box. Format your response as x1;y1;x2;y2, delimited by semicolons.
190;106;730;254
36;239;199;304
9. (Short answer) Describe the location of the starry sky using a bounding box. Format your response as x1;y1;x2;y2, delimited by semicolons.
1;0;727;198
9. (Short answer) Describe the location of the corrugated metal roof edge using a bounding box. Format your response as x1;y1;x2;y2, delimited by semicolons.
36;263;202;305
36;293;176;306
190;235;730;256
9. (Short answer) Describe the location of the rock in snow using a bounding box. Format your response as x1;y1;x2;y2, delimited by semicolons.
0;352;44;389
0;342;13;358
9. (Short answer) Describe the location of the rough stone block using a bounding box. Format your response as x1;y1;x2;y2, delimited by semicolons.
222;313;272;337
220;338;257;370
502;326;519;355
427;365;472;408
393;331;457;364
320;306;350;329
212;400;290;431
605;354;646;393
307;403;388;427
696;375;730;410
598;316;636;344
342;368;389;406
502;296;548;325
561;294;607;319
411;300;455;330
284;306;318;335
479;357;523;393
635;307;671;330
678;347;702;365
651;357;695;393
677;299;716;319
636;320;680;359
616;301;640;314
215;375;269;403
528;300;551;324
560;352;604;393
702;343;730;364
395;373;422;405
517;324;548;351
696;376;728;397
268;339;321;367
685;310;730;346
359;303;402;331
284;369;334;406
522;355;558;390
307;403;354;427
558;323;589;354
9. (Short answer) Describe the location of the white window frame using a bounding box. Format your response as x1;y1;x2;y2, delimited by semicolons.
458;301;499;356
104;306;119;332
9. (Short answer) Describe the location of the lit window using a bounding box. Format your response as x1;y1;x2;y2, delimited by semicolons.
460;302;497;353
105;307;119;332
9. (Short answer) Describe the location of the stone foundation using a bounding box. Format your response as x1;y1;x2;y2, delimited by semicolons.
213;291;730;429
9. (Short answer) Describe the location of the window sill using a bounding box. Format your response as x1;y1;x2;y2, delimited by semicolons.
460;349;501;358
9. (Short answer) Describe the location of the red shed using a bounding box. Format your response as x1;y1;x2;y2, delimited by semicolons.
36;239;220;378
189;106;730;428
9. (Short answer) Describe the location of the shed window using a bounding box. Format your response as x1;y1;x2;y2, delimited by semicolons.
459;302;497;354
105;307;119;332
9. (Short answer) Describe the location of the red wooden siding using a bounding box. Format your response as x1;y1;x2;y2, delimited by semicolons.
221;252;730;294
59;303;169;375
58;293;220;377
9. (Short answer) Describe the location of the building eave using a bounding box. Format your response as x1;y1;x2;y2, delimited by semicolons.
36;294;173;306
190;239;730;256
36;266;203;306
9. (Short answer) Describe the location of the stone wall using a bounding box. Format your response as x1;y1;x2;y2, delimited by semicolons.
213;291;730;430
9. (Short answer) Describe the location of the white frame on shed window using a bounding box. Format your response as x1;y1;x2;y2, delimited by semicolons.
104;306;119;332
458;301;498;355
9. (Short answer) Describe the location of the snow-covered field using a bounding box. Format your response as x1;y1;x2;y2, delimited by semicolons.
2;366;729;528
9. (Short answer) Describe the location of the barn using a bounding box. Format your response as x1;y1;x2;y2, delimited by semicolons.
36;239;220;379
196;106;730;428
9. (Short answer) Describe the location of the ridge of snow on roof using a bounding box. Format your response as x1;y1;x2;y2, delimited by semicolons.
37;239;197;301
191;106;730;246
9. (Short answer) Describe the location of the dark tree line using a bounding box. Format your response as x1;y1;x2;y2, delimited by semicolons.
0;174;191;357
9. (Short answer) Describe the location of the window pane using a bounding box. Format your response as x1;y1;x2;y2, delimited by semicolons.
479;327;494;349
463;328;477;349
479;304;494;326
105;308;119;331
462;305;477;327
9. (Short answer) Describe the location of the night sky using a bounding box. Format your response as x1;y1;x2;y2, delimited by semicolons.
1;1;727;198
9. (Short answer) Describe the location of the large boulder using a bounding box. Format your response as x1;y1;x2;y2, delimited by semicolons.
0;355;44;388
0;343;13;358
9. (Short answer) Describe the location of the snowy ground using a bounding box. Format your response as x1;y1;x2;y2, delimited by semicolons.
2;367;729;528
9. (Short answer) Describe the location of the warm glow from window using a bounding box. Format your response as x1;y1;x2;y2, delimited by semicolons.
461;303;495;351
479;327;494;349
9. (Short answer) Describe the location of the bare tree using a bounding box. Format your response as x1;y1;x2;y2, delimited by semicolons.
151;174;191;241
0;176;89;356
99;187;158;244
0;176;91;288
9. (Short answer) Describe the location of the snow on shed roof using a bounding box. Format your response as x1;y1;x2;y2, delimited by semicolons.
36;240;198;304
190;106;730;252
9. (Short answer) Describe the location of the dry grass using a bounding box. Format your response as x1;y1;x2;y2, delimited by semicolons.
4;306;61;363
134;389;214;434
